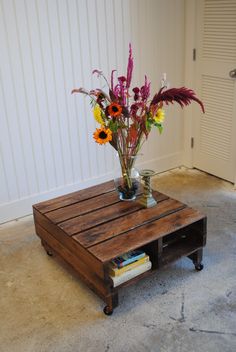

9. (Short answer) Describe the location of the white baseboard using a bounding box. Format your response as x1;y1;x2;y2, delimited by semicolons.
137;151;183;173
0;151;182;224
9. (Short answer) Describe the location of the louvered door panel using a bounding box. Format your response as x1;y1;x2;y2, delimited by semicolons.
194;0;236;183
203;0;236;62
200;75;233;160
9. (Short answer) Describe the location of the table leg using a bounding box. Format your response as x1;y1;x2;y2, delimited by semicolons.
104;292;119;316
188;248;204;271
41;240;54;256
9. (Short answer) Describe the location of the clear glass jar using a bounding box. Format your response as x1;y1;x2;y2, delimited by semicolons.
114;153;140;201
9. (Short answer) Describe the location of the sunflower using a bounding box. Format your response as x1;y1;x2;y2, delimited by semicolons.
107;102;122;117
93;127;112;145
93;104;104;125
154;108;165;124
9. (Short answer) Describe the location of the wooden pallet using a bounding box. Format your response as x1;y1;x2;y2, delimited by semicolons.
33;180;207;315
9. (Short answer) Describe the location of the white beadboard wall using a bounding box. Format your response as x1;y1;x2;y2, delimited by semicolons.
0;0;185;223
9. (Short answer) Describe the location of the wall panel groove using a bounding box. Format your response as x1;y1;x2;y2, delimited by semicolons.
0;0;185;223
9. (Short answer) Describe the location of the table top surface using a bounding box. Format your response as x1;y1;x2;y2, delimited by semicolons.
33;181;206;263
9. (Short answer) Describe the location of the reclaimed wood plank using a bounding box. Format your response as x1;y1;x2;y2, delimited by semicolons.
45;190;120;223
88;208;206;263
45;186;145;224
162;237;203;265
33;180;115;213
33;208;105;278
59;191;166;236
73;197;183;248
36;223;109;299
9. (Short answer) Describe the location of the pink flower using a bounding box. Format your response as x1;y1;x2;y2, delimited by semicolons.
132;87;140;94
140;76;151;102
118;76;126;83
126;43;133;89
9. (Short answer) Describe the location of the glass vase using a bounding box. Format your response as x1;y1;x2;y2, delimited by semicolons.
114;153;140;201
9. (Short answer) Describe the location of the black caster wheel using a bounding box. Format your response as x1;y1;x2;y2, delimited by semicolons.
195;263;204;271
46;250;53;257
103;306;113;316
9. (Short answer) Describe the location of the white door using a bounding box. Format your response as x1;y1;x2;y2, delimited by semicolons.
193;0;236;183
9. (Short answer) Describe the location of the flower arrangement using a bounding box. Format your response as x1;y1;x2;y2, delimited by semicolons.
72;44;204;200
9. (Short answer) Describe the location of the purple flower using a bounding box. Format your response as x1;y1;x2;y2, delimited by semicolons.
132;87;140;101
126;43;133;89
118;76;126;83
133;87;140;94
140;75;151;102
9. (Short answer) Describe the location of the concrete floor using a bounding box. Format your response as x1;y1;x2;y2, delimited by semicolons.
0;168;236;352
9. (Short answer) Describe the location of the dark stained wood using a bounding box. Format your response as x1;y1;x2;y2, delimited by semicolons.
162;235;203;265
45;187;144;224
105;292;119;312
142;238;163;270
188;249;203;266
33;180;207;313
34;180;115;214
88;207;206;263
45;191;121;224
36;223;109;300
73;197;182;248
59;197;141;235
33;208;104;278
59;191;166;236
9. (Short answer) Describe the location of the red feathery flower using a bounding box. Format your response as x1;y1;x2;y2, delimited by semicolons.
150;87;205;113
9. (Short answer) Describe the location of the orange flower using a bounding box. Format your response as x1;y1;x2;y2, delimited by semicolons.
108;102;122;117
93;127;112;145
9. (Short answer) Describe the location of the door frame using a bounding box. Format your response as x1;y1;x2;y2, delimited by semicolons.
183;0;197;169
183;0;236;186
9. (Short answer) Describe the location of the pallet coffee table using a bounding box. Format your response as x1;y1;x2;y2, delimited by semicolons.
33;181;207;315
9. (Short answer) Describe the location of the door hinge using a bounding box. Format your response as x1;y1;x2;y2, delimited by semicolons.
193;48;196;61
191;137;194;149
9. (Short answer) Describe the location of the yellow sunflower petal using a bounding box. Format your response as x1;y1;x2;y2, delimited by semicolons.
154;108;165;123
93;127;112;145
93;104;104;125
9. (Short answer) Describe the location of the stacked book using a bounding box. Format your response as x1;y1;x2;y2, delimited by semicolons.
109;249;152;287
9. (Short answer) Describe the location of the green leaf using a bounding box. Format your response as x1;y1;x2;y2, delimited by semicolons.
145;119;152;132
90;98;96;108
108;120;118;132
157;124;163;134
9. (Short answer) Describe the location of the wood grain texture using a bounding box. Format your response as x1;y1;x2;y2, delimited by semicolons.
45;190;120;223
33;208;104;278
59;200;142;235
88;207;206;263
58;191;164;236
45;185;142;224
34;180;114;213
73;197;183;248
36;223;109;299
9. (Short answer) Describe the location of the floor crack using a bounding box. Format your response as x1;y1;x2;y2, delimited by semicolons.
180;292;185;323
169;292;185;323
143;323;157;329
190;328;236;336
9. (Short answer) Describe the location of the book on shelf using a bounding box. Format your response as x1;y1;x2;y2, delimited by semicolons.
109;255;150;277
110;249;146;269
110;261;152;288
